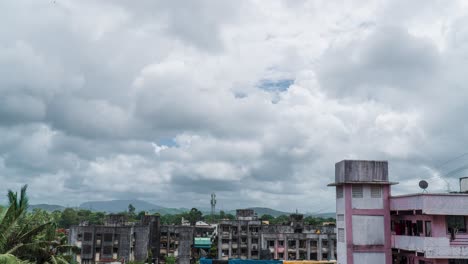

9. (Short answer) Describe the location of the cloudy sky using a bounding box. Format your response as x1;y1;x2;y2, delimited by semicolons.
1;0;468;212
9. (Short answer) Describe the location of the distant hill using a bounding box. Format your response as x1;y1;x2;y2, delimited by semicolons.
79;200;164;213
225;207;291;217
29;204;65;212
27;201;336;219
150;208;190;215
307;212;336;219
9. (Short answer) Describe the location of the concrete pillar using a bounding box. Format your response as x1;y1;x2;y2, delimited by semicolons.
228;229;232;258
329;238;335;260
284;238;288;260
306;239;311;260
274;239;278;259
247;230;252;259
317;236;322;261
218;233;222;259
295;239;299;260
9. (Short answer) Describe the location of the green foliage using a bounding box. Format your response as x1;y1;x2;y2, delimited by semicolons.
128;204;136;216
165;256;176;264
185;208;202;225
58;208;78;228
260;214;274;222
0;185;77;264
271;214;289;224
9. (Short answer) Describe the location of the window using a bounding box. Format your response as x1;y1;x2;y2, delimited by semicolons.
417;220;423;235
268;240;275;247
103;246;112;255
425;221;432;237
82;245;92;254
449;260;468;264
288;240;296;247
278;253;284;259
338;228;344;243
104;233;113;242
352;185;363;198
337;214;344;221
84;232;92;242
336;186;343;198
447;215;466;233
278;240;284;246
371;186;381;198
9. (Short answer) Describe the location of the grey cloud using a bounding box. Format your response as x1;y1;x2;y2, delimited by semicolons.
317;27;441;102
1;0;468;212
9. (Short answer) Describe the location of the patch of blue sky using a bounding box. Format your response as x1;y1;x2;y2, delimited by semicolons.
258;79;294;92
158;137;178;147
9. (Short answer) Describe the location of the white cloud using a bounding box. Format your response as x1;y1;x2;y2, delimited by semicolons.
0;0;467;212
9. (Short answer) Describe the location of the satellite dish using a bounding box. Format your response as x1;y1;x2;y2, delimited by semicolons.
419;180;429;192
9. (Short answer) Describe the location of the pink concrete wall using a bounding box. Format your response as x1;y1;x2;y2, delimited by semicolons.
343;185;392;264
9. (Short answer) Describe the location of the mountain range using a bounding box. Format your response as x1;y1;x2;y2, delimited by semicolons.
28;200;335;218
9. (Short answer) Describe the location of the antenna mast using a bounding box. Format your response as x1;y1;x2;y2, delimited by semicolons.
210;193;216;219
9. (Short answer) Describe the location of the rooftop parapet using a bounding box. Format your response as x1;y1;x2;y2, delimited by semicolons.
329;160;397;186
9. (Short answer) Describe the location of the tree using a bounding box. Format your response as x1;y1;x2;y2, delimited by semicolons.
0;185;55;263
186;208;202;226
260;214;274;222
272;215;289;224
128;204;136;216
59;208;78;228
165;256;176;264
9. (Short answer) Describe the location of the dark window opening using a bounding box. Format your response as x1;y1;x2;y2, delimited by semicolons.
103;246;112;255
425;221;432;237
447;215;466;233
84;232;92;242
82;245;92;254
104;233;113;242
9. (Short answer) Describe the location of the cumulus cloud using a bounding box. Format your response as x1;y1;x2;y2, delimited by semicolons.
1;0;468;211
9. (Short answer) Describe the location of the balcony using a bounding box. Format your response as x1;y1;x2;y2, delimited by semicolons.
392;235;468;258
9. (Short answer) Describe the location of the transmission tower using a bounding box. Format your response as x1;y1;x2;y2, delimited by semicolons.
210;193;216;218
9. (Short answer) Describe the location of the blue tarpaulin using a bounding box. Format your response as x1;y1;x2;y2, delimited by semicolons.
229;260;282;264
200;258;213;264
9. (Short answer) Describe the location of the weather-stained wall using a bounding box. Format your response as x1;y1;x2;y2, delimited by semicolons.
352;252;385;263
335;186;346;264
351;215;384;245
351;185;383;209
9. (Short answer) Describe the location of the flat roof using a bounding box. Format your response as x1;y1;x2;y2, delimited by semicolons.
391;192;468;198
328;181;398;186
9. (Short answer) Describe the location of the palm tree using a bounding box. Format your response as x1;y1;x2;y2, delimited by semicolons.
0;185;64;263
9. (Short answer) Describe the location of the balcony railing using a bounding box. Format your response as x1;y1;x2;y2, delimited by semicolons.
392;235;468;258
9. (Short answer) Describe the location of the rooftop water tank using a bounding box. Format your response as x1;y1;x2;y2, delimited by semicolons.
460;177;468;193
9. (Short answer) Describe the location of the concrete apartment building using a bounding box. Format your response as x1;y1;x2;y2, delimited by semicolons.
159;223;216;264
330;159;468;264
68;214;160;264
69;214;216;264
217;209;337;261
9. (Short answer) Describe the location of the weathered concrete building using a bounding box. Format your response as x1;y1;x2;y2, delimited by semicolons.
217;209;336;261
159;223;216;264
69;214;160;264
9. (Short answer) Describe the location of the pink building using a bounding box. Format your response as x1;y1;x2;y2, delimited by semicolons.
330;160;468;264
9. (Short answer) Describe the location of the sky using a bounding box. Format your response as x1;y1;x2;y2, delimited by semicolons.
1;0;468;212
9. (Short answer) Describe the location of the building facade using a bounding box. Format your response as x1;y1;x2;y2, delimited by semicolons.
217;209;337;261
330;159;468;264
68;214;160;264
159;223;216;264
